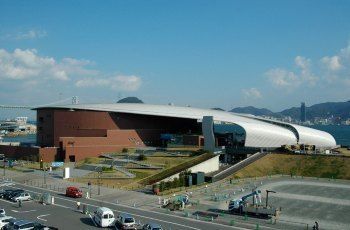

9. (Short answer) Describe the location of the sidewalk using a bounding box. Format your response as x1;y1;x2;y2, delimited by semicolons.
3;168;160;210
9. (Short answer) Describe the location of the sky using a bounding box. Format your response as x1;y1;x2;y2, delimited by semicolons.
1;0;350;119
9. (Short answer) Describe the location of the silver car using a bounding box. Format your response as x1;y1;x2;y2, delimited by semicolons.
11;193;31;202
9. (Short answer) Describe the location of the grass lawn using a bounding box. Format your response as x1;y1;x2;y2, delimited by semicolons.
232;153;350;180
144;156;192;168
335;147;350;157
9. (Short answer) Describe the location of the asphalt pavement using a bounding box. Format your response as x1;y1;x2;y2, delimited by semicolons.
1;182;251;230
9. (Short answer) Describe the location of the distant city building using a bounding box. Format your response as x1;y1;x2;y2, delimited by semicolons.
300;102;306;122
345;119;350;125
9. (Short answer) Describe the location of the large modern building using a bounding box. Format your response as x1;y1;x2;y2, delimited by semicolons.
0;103;336;162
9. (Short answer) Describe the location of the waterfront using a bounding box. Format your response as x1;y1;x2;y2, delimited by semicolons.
309;125;350;146
2;133;36;144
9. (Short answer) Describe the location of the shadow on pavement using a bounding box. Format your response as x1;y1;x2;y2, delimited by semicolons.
80;217;113;228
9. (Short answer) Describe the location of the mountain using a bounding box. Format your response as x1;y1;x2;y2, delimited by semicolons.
211;107;225;111
280;101;350;120
230;106;278;117
117;97;144;103
230;100;350;121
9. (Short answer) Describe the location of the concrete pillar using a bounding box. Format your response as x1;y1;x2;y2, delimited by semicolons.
202;116;215;152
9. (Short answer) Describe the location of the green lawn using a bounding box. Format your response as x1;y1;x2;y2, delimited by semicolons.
232;153;350;180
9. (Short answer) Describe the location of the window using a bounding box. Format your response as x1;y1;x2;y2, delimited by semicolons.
103;214;109;219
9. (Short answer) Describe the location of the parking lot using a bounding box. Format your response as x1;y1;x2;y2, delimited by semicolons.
3;171;350;230
0;182;246;230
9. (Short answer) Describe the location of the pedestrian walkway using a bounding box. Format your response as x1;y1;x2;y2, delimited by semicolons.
3;168;160;209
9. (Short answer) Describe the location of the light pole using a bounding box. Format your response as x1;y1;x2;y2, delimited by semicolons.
43;164;47;184
3;157;6;177
88;181;92;198
98;171;101;195
266;190;276;207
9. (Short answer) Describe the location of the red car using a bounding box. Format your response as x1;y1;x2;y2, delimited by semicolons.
65;186;83;198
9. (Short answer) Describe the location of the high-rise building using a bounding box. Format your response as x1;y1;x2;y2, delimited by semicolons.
300;102;306;122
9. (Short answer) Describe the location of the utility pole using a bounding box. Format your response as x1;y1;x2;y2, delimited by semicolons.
266;190;276;207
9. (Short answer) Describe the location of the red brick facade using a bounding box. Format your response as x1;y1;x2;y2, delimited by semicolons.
32;108;201;162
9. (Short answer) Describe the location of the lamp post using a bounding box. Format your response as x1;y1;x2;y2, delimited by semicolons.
43;164;47;184
88;181;92;198
98;171;101;195
3;157;6;177
266;190;276;207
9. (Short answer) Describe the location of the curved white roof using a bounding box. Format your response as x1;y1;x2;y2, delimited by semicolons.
36;103;336;148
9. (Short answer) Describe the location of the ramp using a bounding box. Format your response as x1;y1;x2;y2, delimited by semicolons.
209;151;268;182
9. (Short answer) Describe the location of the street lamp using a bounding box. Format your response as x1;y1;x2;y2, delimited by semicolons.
266;190;276;207
88;181;92;198
43;164;47;185
3;157;6;177
98;171;101;195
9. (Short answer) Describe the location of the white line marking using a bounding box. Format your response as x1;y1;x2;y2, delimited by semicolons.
11;209;36;213
37;214;50;222
52;203;72;209
89;214;97;227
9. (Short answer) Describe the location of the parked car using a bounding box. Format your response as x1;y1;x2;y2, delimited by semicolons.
0;216;15;229
7;220;34;230
2;217;17;230
142;223;163;230
4;190;24;200
0;190;15;199
93;207;115;227
114;213;137;230
0;208;5;216
11;193;31;202
33;222;58;230
65;187;82;198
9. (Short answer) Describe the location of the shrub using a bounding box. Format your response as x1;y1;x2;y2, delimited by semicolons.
122;148;128;153
102;166;114;172
138;154;147;161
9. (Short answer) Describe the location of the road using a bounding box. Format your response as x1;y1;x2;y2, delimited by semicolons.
1;182;250;230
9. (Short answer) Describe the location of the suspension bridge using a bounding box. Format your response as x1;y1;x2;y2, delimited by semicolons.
0;96;79;110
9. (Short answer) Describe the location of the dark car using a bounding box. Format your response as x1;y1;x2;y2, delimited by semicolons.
5;190;24;200
0;189;14;199
7;220;34;230
2;218;17;230
142;223;163;230
33;222;59;230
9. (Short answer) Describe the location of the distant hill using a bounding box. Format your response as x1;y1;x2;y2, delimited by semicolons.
117;97;143;103
211;107;225;111
230;106;278;117
230;100;350;120
280;101;350;120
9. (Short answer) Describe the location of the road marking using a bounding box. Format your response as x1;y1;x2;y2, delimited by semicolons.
52;203;72;209
37;214;50;221
89;213;97;227
11;209;36;213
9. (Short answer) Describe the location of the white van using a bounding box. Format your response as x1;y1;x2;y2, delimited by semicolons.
93;207;115;227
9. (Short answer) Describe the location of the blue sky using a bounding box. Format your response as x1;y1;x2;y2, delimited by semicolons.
1;0;350;119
